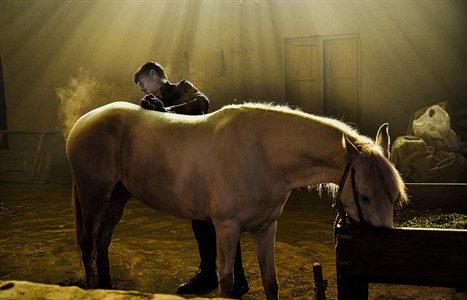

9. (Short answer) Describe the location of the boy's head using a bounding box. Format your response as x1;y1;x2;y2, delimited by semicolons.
134;61;167;94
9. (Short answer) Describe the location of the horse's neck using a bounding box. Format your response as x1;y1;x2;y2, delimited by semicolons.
267;117;348;189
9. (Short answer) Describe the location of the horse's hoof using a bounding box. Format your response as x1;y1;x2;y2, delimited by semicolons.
229;281;249;299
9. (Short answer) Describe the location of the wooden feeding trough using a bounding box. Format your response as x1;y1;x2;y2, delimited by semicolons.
335;183;467;300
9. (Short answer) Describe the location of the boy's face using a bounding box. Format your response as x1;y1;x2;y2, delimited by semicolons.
137;70;163;95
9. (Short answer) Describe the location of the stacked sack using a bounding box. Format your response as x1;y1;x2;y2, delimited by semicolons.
391;103;467;182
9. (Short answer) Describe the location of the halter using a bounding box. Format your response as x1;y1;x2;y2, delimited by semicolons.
334;162;366;226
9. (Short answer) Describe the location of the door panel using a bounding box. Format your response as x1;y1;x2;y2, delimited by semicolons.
324;38;359;124
286;80;323;113
285;38;324;114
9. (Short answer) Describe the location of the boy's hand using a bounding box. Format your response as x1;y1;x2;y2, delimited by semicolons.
140;98;154;109
141;94;167;112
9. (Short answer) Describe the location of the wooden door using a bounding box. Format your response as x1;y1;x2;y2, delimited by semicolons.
324;38;359;125
285;35;360;125
284;37;324;114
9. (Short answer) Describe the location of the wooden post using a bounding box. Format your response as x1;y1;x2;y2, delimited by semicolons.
337;275;368;300
0;55;8;149
313;262;327;300
31;132;45;178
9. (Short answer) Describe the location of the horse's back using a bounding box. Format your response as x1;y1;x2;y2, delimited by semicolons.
67;101;182;151
68;102;149;135
66;101;214;172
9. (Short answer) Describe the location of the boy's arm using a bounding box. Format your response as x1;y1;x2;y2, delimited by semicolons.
168;97;208;114
167;81;210;115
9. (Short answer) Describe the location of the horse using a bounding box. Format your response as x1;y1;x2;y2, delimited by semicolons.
66;101;408;299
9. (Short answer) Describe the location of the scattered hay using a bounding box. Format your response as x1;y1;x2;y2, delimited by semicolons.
394;209;467;229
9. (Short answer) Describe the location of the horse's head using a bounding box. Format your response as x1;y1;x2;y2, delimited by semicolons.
338;124;408;227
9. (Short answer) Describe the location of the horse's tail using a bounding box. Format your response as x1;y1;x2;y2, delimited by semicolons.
72;181;83;256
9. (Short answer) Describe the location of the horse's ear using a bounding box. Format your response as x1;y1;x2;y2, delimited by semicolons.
376;123;390;159
343;133;359;161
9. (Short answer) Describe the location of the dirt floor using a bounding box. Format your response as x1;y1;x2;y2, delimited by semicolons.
0;182;465;299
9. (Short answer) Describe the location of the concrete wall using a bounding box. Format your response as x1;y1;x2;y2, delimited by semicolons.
1;0;466;138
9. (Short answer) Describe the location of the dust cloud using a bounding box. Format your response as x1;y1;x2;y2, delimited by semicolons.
56;69;135;139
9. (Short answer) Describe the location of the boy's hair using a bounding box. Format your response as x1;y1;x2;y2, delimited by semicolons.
133;61;167;83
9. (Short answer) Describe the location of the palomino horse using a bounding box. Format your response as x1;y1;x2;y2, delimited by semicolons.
66;101;407;299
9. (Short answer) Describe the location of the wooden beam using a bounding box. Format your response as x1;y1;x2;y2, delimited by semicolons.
0;56;8;149
336;225;467;288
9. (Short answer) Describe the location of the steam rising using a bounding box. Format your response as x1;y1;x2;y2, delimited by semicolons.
56;69;133;139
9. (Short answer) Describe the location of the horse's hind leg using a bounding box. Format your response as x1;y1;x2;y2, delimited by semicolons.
251;221;279;300
96;183;131;289
78;190;109;289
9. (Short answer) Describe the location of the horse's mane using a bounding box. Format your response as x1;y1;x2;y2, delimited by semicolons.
369;153;409;208
222;102;370;142
221;102;408;208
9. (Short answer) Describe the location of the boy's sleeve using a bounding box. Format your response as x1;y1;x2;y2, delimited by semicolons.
170;80;210;115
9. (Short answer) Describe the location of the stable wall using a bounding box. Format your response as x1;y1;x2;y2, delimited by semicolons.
1;0;466;138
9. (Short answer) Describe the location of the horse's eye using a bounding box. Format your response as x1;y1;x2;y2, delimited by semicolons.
361;196;370;203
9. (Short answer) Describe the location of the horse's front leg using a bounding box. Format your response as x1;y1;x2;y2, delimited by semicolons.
251;221;279;300
213;219;241;298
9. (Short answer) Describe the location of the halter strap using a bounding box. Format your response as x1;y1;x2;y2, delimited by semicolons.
334;162;366;226
334;163;351;219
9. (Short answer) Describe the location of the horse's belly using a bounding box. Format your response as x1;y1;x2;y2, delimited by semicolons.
126;180;211;221
141;197;211;221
